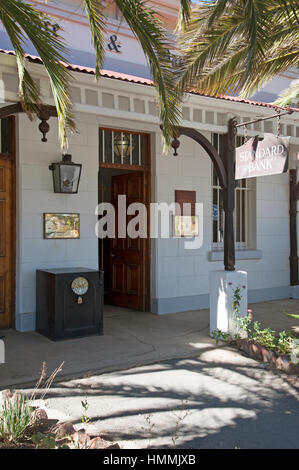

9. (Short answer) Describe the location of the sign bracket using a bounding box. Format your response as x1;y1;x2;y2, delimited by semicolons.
234;109;294;129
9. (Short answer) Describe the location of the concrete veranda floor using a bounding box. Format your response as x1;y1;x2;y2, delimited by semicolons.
1;298;299;389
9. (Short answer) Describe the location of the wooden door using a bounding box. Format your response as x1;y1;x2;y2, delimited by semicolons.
109;172;146;310
0;158;14;328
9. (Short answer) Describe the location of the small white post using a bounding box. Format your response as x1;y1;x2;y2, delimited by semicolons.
210;270;248;337
0;337;4;364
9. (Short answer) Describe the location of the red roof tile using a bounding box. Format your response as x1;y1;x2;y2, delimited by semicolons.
0;48;297;112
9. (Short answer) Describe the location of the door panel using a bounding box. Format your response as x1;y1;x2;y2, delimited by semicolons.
109;172;146;310
0;158;14;328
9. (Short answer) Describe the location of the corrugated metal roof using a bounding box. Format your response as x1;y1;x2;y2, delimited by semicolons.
0;48;297;112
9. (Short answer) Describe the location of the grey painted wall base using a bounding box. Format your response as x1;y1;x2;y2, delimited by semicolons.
15;313;36;333
16;284;298;331
248;286;291;303
290;285;299;300
152;285;296;315
151;294;210;315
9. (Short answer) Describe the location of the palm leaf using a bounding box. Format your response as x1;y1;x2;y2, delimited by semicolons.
177;0;299;104
82;0;106;79
177;0;192;31
275;79;299;106
0;0;74;149
113;0;181;148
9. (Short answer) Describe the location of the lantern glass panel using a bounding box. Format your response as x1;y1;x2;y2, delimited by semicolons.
140;135;148;165
104;130;112;163
132;134;139;165
60;164;81;193
113;132;122;164
52;165;61;193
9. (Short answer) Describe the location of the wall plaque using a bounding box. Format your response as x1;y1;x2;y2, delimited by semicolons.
44;213;80;239
174;215;199;237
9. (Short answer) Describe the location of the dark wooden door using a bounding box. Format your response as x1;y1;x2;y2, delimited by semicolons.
0;158;14;328
109;172;146;310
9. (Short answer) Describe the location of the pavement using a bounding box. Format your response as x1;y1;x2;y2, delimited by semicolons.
0;298;299;389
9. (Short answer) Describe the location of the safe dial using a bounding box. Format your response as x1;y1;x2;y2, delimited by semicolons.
71;276;89;296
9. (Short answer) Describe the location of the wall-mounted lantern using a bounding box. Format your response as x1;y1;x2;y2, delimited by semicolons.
49;154;82;194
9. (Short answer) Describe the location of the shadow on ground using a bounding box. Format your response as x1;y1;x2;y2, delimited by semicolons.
24;350;299;449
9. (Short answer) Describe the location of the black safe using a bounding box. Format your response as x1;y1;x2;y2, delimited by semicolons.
36;267;104;341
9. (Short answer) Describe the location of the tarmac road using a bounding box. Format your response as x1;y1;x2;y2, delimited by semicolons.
25;344;299;449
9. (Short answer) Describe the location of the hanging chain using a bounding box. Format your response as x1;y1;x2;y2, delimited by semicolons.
276;113;281;137
63;135;69;156
243;125;248;142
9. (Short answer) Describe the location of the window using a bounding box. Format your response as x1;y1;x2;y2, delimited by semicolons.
99;129;148;166
212;133;255;250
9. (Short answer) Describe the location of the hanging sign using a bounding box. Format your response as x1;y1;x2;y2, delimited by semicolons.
235;133;290;179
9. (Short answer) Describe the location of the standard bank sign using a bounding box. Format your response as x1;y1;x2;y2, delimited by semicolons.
235;133;290;179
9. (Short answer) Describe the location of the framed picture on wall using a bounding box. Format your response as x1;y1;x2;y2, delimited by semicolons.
173;215;199;238
43;213;80;239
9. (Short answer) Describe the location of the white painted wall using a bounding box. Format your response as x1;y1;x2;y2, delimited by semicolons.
152;131;291;313
3;53;296;328
16;112;99;330
15;107;293;327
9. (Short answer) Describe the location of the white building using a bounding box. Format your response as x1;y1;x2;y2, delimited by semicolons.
0;0;299;332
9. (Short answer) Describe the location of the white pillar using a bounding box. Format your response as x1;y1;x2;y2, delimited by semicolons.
0;337;4;364
210;270;248;337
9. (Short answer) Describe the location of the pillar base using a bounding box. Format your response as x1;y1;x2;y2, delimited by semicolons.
0;337;4;364
210;270;248;337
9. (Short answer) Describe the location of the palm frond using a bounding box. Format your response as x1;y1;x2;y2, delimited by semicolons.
177;0;192;31
274;79;299;107
0;0;74;149
114;0;182;148
82;0;106;78
177;0;299;104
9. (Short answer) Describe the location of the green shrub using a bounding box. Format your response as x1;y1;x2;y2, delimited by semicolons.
0;394;33;443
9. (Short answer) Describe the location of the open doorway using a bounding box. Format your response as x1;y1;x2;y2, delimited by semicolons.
98;128;151;312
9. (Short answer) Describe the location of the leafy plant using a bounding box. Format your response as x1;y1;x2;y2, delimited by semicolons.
237;314;252;336
211;329;230;344
276;330;296;355
235;316;298;359
250;322;277;349
232;287;242;316
0;394;33;443
31;432;70;449
0;361;64;446
81;399;90;425
211;285;299;364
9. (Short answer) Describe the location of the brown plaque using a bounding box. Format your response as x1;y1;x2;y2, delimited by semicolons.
175;190;196;216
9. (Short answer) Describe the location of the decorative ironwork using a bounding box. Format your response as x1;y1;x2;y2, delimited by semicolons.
0;103;57;143
171;137;180;156
38;119;50;142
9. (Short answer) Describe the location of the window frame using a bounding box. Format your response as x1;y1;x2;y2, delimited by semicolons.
211;133;255;251
99;127;150;171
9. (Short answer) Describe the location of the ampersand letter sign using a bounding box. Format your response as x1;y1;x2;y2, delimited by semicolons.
107;35;121;53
